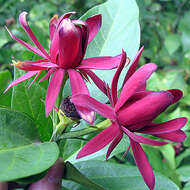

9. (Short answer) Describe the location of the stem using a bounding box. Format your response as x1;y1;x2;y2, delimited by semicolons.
60;119;111;139
51;110;77;141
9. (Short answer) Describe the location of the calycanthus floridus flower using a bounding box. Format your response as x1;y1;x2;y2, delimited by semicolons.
5;11;122;124
72;48;187;190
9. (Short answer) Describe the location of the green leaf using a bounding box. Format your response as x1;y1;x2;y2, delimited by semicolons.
176;149;190;167
164;34;180;55
0;108;59;181
64;162;105;190
81;0;140;102
62;160;179;190
177;166;190;182
183;181;190;190
11;68;53;141
0;70;12;108
160;144;176;170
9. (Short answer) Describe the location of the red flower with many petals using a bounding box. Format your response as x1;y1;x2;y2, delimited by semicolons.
5;12;122;124
72;48;187;190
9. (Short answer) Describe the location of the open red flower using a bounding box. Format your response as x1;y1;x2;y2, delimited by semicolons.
5;12;122;124
72;48;187;190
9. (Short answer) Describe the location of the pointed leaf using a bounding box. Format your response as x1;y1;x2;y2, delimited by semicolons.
64;162;105;190
11;68;53;141
62;160;179;190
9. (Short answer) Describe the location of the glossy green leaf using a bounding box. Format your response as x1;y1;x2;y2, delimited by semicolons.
0;108;59;181
176;149;190;167
64;162;105;190
81;0;140;102
0;70;12;108
160;144;176;170
183;181;190;190
177;166;190;182
11;68;53;141
62;160;179;190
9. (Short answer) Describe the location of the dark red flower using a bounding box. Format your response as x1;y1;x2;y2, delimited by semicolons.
72;48;187;190
5;12;122;124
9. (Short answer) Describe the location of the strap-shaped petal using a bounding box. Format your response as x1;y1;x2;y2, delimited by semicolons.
4;71;39;93
106;129;123;160
138;117;187;135
5;27;46;58
111;50;126;106
39;68;57;83
19;12;50;59
130;139;155;190
72;94;116;120
82;69;107;95
168;89;183;104
45;69;64;116
117;91;173;126
154;130;186;142
122;46;144;86
85;14;102;44
68;69;95;124
15;62;58;71
76;54;122;70
122;127;168;146
77;122;119;159
49;14;58;41
28;71;41;88
115;63;157;112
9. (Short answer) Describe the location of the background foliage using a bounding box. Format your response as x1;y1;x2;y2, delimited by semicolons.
0;0;190;189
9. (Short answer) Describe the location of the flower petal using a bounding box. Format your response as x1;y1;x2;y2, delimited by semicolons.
72;20;89;57
15;62;58;71
39;68;57;83
5;26;46;58
122;46;144;86
58;19;82;68
130;139;155;190
117;91;173;126
85;14;102;44
19;12;50;59
168;89;183;104
115;63;157;111
45;69;64;116
81;69;107;95
50;12;76;63
49;14;58;41
138;117;187;135
106;130;123;160
76;54;122;70
68;69;95;124
72;94;116;120
122;127;168;146
4;71;39;93
57;12;76;28
28;71;41;88
111;50;126;106
154;130;186;142
77;122;119;159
